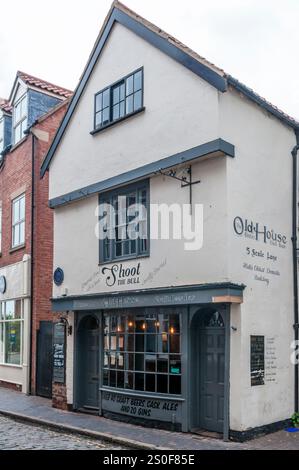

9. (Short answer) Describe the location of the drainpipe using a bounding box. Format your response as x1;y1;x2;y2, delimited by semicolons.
30;132;35;395
23;126;36;395
291;132;299;413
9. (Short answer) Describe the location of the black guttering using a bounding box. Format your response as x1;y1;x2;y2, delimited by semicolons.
29;131;36;396
48;138;234;208
291;132;299;414
51;282;246;312
40;6;227;178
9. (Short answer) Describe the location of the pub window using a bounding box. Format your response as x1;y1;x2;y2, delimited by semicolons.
103;309;182;395
0;299;23;366
94;68;143;131
99;180;149;263
12;193;25;248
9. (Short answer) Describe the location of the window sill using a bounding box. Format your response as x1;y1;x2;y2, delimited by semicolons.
90;107;145;136
0;363;23;369
9;244;26;254
98;253;149;267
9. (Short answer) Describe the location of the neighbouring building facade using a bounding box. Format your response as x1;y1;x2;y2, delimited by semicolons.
0;72;71;396
41;1;299;439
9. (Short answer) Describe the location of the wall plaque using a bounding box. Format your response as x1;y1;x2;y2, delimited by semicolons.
53;323;66;383
250;335;265;386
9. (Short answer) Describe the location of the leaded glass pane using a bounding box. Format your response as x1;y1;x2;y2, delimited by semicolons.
102;310;181;395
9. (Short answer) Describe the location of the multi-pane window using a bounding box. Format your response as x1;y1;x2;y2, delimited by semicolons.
0;117;3;152
99;181;149;263
103;309;182;395
13;94;28;144
12;194;25;248
0;300;23;366
94;69;143;130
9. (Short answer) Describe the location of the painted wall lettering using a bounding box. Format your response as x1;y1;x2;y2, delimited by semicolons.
101;390;182;423
233;216;287;247
102;263;141;287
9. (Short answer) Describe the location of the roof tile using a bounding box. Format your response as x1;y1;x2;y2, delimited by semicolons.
17;71;72;98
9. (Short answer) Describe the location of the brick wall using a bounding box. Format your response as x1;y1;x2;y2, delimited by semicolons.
0;99;69;395
30;101;69;394
52;382;68;410
0;380;22;392
0;136;33;264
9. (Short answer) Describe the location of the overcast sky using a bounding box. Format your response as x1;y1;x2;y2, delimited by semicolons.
1;0;299;119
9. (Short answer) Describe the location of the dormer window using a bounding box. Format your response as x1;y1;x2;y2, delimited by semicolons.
0;117;3;152
13;94;28;144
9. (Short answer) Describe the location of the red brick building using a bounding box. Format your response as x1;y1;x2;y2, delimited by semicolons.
0;72;71;396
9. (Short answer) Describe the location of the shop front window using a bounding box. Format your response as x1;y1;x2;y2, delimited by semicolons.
0;299;23;365
103;308;182;395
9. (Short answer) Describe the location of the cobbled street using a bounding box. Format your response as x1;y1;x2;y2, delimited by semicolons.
0;415;126;450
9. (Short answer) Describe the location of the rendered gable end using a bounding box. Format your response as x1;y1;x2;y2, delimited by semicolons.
48;20;221;200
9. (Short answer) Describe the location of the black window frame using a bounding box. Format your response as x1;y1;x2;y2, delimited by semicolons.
102;308;182;396
93;67;144;134
99;179;150;265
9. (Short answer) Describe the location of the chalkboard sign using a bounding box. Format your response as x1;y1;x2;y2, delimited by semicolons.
250;335;265;386
53;323;66;383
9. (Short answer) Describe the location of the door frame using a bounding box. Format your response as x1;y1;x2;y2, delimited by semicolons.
73;311;101;411
189;304;230;440
36;320;53;398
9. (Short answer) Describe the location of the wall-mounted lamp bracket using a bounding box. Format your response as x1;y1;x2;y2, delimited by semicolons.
59;316;72;336
156;165;200;210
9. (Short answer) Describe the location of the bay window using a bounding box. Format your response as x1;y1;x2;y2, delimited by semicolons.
103;308;182;395
99;181;149;263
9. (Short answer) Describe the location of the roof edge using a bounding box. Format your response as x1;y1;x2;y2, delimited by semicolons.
48;138;234;208
227;75;299;130
40;1;299;178
40;3;227;177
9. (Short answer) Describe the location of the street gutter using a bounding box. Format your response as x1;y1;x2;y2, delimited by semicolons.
0;410;168;451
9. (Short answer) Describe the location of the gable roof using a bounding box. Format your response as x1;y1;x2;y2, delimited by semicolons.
40;0;299;177
17;71;73;98
9;71;72;104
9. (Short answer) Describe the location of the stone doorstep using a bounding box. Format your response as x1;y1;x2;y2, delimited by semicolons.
0;409;168;451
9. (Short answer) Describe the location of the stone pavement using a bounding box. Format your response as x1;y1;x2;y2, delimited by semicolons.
0;388;298;450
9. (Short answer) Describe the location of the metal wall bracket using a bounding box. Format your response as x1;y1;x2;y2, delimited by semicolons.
157;165;200;210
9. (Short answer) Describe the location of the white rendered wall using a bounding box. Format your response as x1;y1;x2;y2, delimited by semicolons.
220;88;296;431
